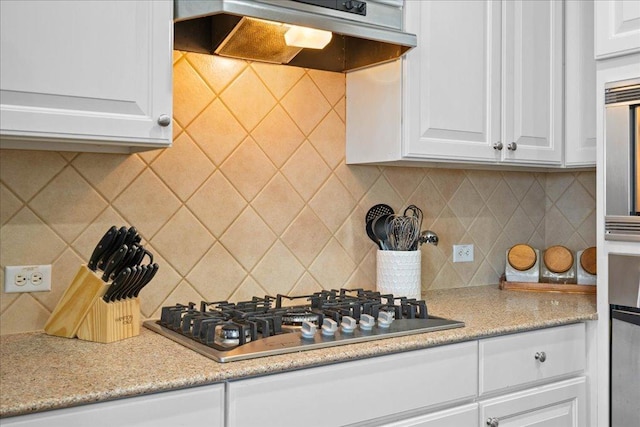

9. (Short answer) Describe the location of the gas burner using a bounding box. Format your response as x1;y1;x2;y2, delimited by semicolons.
219;323;253;346
144;288;464;362
281;309;322;326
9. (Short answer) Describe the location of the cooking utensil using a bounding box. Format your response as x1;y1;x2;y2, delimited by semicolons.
131;263;159;298
365;204;394;247
102;267;132;302
373;214;392;250
133;246;154;265
403;205;423;244
366;204;394;223
97;226;128;271
366;219;379;247
418;230;439;246
385;214;420;251
101;244;128;282
123;226;141;247
88;226;117;271
111;265;138;301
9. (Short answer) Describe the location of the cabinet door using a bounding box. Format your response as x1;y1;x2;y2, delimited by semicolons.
404;0;501;162
565;0;596;167
0;385;225;427
502;0;563;165
379;403;478;427
0;0;172;152
479;377;586;427
595;0;640;59
227;342;478;427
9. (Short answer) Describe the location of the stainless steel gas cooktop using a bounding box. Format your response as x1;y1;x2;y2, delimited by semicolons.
143;289;464;363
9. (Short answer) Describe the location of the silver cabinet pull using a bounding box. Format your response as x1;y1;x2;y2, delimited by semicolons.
486;417;500;427
507;142;517;151
157;114;171;127
493;142;503;150
535;351;547;362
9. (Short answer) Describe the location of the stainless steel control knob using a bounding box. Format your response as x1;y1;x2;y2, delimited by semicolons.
535;351;547;362
507;142;517;151
377;311;395;329
486;418;499;427
493;142;503;151
359;314;375;331
300;321;317;339
321;318;338;336
341;316;357;333
157;114;171;127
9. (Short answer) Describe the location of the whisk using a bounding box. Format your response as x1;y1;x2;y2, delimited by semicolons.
385;214;420;251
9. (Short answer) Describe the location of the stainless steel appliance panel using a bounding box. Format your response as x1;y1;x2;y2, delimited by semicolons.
605;104;633;217
611;309;640;427
609;254;640;308
605;79;640;242
609;253;640;427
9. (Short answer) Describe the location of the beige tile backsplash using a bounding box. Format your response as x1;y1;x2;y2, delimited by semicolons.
0;52;596;334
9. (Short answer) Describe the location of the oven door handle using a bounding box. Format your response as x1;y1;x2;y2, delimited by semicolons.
612;308;640;326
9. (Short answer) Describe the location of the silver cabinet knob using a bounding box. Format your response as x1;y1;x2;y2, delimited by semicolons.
486;418;499;427
157;114;171;127
507;142;517;151
493;142;503;151
535;351;547;362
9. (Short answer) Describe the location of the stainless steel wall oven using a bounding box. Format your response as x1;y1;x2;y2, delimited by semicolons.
605;79;640;241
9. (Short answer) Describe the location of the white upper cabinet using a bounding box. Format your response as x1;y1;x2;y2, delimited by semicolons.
347;0;564;168
501;0;563;165
0;1;173;153
565;0;596;167
403;0;501;163
595;0;640;59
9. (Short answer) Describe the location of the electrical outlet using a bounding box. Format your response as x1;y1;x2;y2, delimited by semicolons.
4;265;52;293
453;244;474;263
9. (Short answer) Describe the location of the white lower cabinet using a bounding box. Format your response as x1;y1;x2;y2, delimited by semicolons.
1;324;591;427
0;384;225;427
226;341;478;427
479;377;586;427
379;403;479;427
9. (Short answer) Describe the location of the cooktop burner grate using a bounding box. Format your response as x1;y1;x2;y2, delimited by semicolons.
144;288;464;362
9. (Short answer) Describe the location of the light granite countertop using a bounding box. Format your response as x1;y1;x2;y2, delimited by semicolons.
0;285;597;418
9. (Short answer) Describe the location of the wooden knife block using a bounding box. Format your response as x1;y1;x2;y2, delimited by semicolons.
44;265;141;343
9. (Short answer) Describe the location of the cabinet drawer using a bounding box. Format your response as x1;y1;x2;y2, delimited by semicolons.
479;324;585;395
379;403;478;427
1;384;225;427
227;341;478;427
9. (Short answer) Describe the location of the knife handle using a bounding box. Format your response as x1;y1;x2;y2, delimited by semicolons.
132;263;159;298
102;268;131;302
87;226;117;271
97;226;127;270
101;244;128;282
116;265;144;301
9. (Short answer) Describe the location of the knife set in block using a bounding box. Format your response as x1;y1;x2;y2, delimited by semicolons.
44;265;141;343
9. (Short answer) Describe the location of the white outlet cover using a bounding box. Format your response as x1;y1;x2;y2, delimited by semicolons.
4;265;52;293
453;244;474;263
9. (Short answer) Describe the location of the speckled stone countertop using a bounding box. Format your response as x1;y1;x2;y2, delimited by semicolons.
0;285;597;418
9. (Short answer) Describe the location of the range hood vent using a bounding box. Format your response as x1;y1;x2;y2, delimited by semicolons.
174;0;417;73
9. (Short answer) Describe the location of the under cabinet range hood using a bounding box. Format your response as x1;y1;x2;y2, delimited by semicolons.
173;0;417;72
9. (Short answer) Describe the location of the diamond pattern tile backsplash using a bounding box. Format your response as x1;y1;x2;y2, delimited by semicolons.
0;52;596;334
